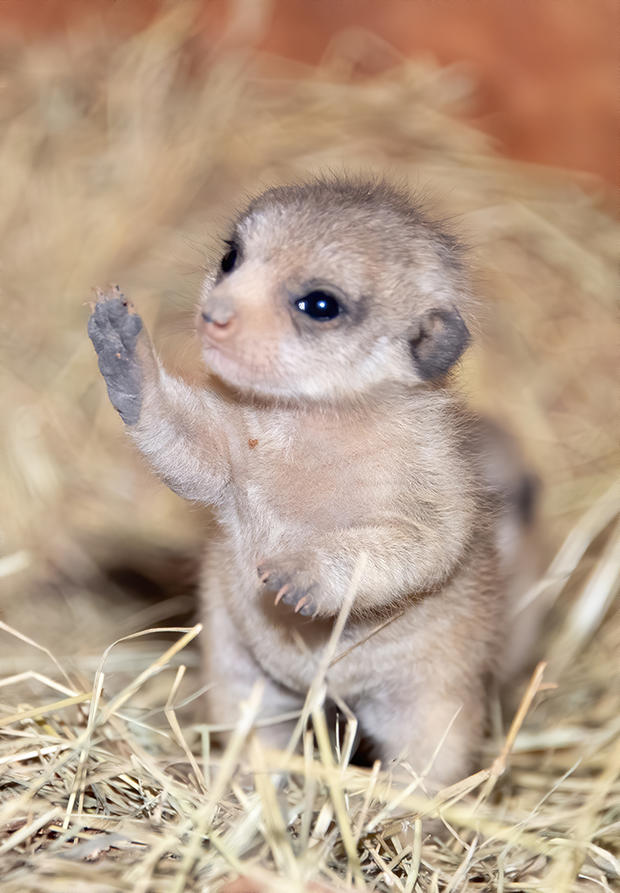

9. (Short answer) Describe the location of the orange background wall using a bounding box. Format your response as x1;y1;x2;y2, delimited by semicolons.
3;0;617;188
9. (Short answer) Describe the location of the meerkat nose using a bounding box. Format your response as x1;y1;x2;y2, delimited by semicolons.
201;311;237;339
200;297;237;339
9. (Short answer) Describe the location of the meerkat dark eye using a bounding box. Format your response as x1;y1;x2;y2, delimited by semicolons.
295;290;341;321
220;242;238;274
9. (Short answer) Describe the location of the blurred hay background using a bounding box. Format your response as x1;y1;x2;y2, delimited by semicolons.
0;3;618;890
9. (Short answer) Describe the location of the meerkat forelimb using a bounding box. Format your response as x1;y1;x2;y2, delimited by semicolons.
88;286;230;502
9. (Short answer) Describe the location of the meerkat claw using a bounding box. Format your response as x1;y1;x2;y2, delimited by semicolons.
274;584;289;605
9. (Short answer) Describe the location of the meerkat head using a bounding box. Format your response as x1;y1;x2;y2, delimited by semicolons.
197;177;471;402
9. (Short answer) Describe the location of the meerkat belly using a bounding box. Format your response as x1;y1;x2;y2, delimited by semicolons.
208;505;500;699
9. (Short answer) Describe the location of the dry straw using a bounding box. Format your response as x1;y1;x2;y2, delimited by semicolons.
1;4;618;891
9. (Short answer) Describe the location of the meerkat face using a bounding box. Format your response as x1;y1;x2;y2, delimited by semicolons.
197;178;471;402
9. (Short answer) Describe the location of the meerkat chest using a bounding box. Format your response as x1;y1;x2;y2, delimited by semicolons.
228;408;401;532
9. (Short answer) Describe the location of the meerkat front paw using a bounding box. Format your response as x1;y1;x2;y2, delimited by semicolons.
257;556;320;617
88;285;144;425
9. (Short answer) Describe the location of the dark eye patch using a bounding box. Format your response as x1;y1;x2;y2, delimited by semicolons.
220;240;239;274
295;290;341;321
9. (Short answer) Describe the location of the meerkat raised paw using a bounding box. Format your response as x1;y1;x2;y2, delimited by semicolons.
88;286;147;426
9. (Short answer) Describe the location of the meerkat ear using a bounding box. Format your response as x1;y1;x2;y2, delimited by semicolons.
409;307;470;380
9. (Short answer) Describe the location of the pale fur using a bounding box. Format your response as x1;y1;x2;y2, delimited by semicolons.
89;177;538;788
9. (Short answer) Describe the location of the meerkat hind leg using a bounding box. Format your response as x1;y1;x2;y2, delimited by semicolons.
203;619;304;753
355;683;484;793
206;673;303;754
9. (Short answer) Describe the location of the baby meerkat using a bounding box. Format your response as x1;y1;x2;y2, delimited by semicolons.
88;177;537;788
